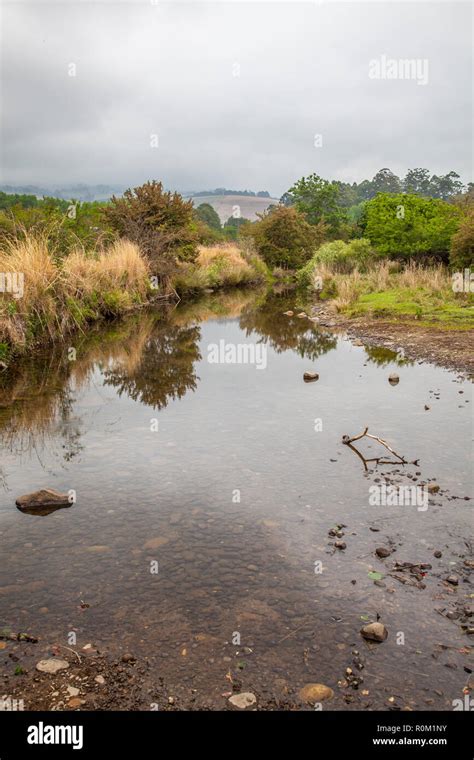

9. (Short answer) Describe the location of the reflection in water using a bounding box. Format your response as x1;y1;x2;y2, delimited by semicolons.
239;291;337;359
363;345;412;367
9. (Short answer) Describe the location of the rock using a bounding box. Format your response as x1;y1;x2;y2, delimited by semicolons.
376;547;392;558
433;550;442;558
143;536;169;550
16;488;72;515
283;311;294;316
360;623;388;642
36;658;69;674
335;540;346;550
94;675;105;685
303;372;319;382
67;697;85;709
388;373;399;385
121;653;136;663
446;575;459;586
464;560;474;569
424;405;430;411
66;686;80;697
298;683;334;704
296;312;307;318
427;483;440;494
228;692;257;709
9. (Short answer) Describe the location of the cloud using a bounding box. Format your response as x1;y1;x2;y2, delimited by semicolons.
1;0;471;194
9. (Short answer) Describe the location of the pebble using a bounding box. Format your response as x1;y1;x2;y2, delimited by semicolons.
94;675;105;685
433;550;442;558
375;547;391;558
121;653;136;663
36;659;69;674
298;683;334;704
360;623;388;642
228;692;257;709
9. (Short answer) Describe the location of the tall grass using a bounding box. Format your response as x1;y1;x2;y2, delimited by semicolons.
173;243;268;293
0;232;150;351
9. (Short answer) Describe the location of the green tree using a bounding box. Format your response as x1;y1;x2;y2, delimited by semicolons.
364;193;461;261
195;202;221;231
371;168;402;195
403;168;431;196
450;205;474;270
284;174;345;235
241;206;326;269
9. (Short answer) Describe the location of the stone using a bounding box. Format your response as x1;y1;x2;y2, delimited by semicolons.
94;675;105;685
335;540;346;550
388;374;399;385
67;697;85;709
376;547;392;558
15;489;72;515
283;311;294;316
360;622;388;642
303;372;319;382
446;575;459;586
433;550;442;558
427;483;440;494
143;536;169;550
36;658;69;674
296;312;307;318
121;653;136;663
66;686;80;697
298;683;334;704
228;692;257;709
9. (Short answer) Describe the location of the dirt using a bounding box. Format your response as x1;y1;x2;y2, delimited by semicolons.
309;303;474;375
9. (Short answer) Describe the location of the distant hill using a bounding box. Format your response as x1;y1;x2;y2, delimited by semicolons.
0;184;125;202
190;194;280;223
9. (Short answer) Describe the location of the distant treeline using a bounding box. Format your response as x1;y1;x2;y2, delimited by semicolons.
190;188;271;198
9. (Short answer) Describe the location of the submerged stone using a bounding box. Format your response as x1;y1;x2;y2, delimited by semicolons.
16;489;72;515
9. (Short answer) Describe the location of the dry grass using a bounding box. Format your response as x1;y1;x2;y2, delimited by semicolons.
174;243;267;293
0;232;150;351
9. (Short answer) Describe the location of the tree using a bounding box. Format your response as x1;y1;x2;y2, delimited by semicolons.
429;171;464;200
104;181;199;280
371;168;402;195
195;202;221;231
285;174;345;235
403;168;431;196
450;205;474;270
241;206;326;269
364;193;461;261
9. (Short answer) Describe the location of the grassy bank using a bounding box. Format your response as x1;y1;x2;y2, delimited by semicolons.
0;233;268;364
302;260;474;329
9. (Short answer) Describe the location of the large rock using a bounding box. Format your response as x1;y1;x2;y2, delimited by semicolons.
360;622;388;642
298;683;334;704
16;489;72;515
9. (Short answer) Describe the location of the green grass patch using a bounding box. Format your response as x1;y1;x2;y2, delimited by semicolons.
347;287;474;328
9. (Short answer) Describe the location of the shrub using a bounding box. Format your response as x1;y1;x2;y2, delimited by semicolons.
297;238;374;288
103;181;199;283
363;193;461;261
449;206;474;270
241;206;326;269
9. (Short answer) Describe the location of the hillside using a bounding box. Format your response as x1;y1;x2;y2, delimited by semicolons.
190;194;280;223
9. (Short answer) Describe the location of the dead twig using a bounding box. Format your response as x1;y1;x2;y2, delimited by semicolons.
342;427;419;469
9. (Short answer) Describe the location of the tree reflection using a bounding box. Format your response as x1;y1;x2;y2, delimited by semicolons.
239;291;337;360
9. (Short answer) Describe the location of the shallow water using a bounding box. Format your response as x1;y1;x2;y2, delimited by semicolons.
0;290;472;710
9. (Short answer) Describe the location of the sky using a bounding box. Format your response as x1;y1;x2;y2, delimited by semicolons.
1;0;472;196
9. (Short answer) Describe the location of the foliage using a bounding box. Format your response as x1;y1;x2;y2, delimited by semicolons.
195;203;221;231
241;206;326;269
297;238;374;288
450;205;474;270
363;193;461;261
284;174;345;235
104;181;199;280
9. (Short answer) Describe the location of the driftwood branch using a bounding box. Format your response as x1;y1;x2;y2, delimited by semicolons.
342;427;419;470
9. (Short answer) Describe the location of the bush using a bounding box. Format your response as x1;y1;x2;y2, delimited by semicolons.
241;206;326;269
172;244;268;294
297;238;374;288
450;206;474;270
363;193;461;262
103;181;199;283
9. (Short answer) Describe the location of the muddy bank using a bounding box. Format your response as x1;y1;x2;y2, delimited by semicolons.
309;303;474;375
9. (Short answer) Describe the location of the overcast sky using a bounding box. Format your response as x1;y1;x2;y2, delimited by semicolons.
1;0;472;196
